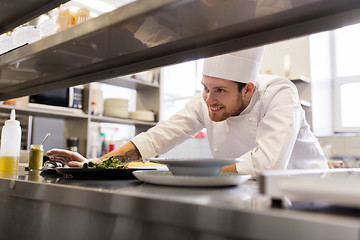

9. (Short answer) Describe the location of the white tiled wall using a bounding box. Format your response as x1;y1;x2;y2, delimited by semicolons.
160;138;212;158
162;135;360;159
318;135;360;156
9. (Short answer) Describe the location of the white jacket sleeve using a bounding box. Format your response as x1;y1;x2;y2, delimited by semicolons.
235;81;303;177
131;95;204;161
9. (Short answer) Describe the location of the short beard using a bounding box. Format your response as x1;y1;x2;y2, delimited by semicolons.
208;109;230;122
208;101;243;122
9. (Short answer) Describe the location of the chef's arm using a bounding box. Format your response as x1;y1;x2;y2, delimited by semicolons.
98;96;203;164
46;141;142;167
130;95;205;161
98;141;142;163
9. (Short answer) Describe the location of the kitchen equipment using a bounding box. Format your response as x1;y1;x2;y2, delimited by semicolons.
56;8;75;32
148;158;241;177
129;110;155;121
90;85;103;115
0;34;14;55
41;132;51;145
259;168;360;208
132;170;251;187
67;137;79;152
75;8;90;24
29;86;84;110
103;98;129;118
38;19;58;38
0;109;21;171
12;25;41;48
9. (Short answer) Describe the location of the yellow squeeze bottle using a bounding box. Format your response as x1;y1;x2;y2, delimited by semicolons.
0;109;21;172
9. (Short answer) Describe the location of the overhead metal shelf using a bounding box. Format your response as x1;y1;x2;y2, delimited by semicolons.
1;0;360;101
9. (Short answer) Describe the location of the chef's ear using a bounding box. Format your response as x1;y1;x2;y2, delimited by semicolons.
243;82;255;94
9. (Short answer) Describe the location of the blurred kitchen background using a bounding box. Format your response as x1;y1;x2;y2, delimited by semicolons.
0;0;359;168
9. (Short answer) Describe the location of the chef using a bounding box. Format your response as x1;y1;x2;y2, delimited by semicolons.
47;46;329;178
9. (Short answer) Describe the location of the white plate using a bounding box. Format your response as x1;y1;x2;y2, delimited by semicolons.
129;110;155;121
133;170;251;187
148;158;241;177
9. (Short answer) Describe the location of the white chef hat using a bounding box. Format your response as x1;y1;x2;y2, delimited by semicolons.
203;46;265;83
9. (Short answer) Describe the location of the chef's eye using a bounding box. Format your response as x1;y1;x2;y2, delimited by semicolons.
217;89;225;93
203;86;209;93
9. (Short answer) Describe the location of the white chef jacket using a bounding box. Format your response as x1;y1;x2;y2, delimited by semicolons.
131;75;328;177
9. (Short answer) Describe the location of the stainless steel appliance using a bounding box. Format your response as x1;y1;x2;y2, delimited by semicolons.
29;86;83;110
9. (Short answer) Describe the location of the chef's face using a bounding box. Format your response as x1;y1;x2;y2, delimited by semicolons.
202;76;252;122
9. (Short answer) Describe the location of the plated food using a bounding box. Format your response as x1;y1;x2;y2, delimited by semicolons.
55;156;147;179
83;156;129;169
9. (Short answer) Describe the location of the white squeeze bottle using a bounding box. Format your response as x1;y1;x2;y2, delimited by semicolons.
0;109;22;171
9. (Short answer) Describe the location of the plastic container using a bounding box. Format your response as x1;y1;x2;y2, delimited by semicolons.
0;34;15;55
12;26;41;48
0;109;22;171
56;8;75;32
38;19;58;38
75;8;90;24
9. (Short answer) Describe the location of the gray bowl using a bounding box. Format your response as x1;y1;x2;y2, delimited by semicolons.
148;158;241;177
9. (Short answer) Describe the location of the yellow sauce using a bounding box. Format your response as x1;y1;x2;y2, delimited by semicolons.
29;145;43;170
0;156;19;171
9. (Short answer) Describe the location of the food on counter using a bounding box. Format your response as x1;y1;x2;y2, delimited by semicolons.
83;156;129;169
3;99;16;106
56;7;90;32
75;8;90;24
56;8;75;32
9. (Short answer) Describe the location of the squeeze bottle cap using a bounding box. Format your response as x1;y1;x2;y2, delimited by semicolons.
5;109;20;126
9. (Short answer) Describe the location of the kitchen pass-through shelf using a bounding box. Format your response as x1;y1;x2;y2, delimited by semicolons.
1;0;360;101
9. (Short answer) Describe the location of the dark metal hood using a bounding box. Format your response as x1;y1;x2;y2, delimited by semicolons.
1;0;360;100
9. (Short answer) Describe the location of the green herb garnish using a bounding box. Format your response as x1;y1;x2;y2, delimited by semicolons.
83;156;129;169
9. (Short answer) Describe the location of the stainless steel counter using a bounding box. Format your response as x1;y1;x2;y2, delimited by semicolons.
0;168;360;240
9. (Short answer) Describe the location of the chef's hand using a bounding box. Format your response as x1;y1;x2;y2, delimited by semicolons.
46;148;90;167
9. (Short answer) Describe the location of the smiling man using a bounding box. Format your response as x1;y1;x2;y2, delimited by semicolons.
47;46;329;178
202;77;253;122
